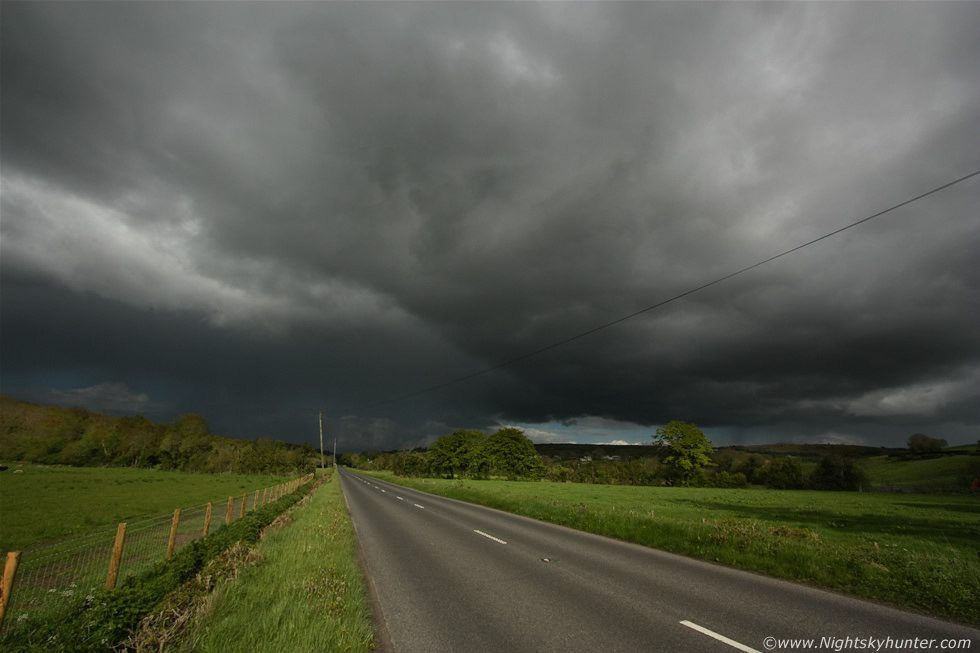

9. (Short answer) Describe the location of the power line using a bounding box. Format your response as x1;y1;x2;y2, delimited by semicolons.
330;168;980;416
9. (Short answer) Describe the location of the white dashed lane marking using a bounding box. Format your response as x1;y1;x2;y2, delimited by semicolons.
474;530;507;545
680;621;760;653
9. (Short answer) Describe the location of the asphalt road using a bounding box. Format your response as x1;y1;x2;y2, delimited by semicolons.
338;468;979;653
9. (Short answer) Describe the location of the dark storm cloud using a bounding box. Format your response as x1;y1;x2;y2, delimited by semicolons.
2;2;978;450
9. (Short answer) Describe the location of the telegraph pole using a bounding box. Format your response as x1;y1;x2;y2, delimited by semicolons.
318;411;325;477
333;438;337;468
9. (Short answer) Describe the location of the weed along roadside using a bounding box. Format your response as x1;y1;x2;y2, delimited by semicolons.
171;468;376;652
356;471;980;627
0;474;318;652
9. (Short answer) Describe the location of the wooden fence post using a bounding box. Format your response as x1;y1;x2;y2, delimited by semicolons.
166;509;181;561
262;488;268;505
106;523;127;590
0;551;21;630
253;490;259;511
203;502;212;538
225;496;234;525
240;492;247;518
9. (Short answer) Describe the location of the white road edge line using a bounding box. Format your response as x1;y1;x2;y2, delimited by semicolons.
474;530;508;545
680;621;760;653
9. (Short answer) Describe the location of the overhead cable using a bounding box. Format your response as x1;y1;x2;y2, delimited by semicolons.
330;168;980;415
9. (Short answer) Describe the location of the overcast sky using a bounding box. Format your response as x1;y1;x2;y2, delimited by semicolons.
2;2;978;452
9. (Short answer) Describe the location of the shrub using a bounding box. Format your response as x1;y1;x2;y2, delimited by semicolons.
712;471;749;488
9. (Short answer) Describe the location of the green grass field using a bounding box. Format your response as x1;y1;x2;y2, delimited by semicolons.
0;465;292;552
863;454;978;489
359;472;980;625
171;471;376;652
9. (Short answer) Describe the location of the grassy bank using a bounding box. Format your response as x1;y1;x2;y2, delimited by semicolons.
1;476;316;651
863;454;978;490
0;465;291;551
171;470;376;652
358;472;980;626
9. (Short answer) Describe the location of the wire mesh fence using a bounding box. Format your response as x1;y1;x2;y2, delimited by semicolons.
0;476;311;634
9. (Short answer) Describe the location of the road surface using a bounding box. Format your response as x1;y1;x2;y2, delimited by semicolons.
339;468;979;653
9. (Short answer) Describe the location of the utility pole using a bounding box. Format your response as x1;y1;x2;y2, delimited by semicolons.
318;411;325;477
333;438;337;468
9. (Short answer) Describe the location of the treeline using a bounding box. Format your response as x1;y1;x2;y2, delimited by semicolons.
0;396;318;475
713;449;870;490
356;447;870;490
348;428;546;480
350;428;545;481
345;425;872;490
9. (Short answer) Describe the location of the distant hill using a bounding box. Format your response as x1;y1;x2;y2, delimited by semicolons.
534;442;661;460
534;441;915;460
722;442;910;459
534;439;979;491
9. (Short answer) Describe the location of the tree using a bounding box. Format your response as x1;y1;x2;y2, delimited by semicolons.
427;429;486;479
484;428;545;480
651;421;714;485
907;433;947;454
758;457;807;489
392;451;429;477
810;453;868;491
116;416;164;467
164;414;214;471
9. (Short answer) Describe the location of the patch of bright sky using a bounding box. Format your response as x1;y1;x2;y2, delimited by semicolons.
507;419;769;447
503;418;653;446
846;372;979;418
0;174;409;333
488;32;559;86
